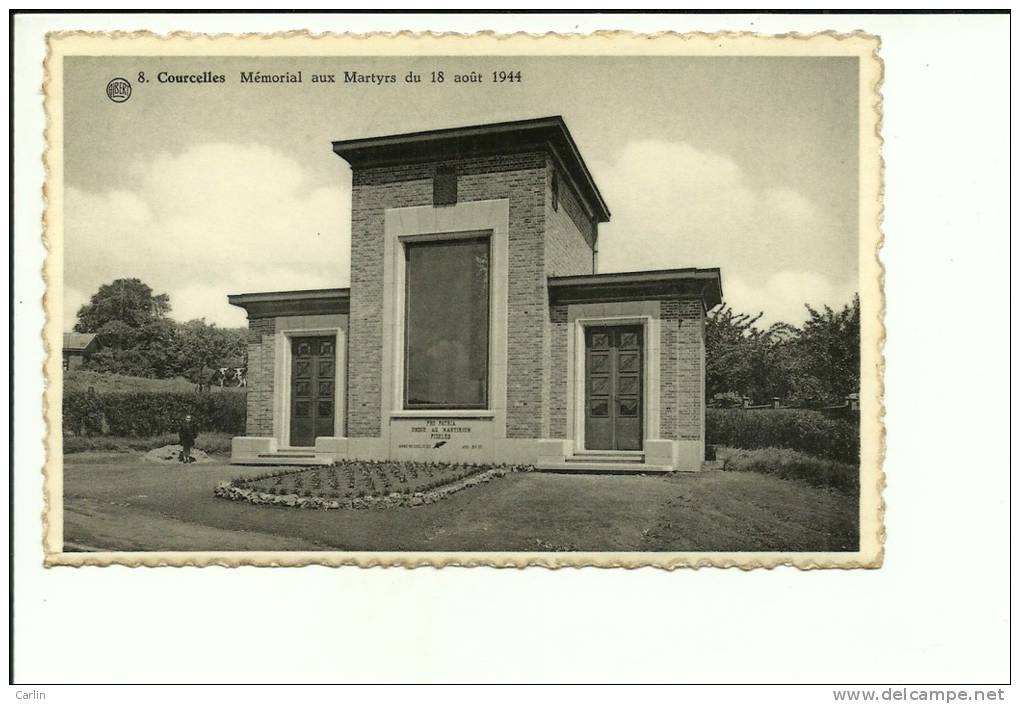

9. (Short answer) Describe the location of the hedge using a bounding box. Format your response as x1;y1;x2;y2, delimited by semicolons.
63;390;245;437
718;447;858;495
706;408;858;464
63;390;105;437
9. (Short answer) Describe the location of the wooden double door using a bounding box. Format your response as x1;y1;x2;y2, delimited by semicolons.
584;325;643;451
290;336;336;447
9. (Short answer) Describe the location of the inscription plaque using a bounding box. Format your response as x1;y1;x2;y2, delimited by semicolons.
389;416;495;463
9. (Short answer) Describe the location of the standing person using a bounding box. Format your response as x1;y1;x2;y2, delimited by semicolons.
178;413;198;464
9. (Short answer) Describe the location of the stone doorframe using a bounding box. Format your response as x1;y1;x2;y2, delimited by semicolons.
569;303;662;455
272;319;346;449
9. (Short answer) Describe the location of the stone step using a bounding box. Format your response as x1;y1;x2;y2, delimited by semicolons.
232;453;333;466
565;452;645;464
536;460;673;474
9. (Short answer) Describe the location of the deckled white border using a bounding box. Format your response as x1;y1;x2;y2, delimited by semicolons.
41;29;885;569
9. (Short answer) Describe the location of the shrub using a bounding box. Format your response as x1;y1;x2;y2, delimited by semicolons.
718;446;858;495
706;408;858;464
62;391;105;436
62;389;245;437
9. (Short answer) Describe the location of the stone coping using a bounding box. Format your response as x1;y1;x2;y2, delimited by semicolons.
331;115;610;223
548;267;723;309
227;288;350;319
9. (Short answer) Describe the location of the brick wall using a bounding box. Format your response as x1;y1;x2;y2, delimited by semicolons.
544;158;596;278
348;152;549;439
660;298;705;442
543;161;597;439
245;317;276;436
548;303;570;438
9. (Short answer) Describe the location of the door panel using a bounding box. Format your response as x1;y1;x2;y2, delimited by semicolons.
584;325;643;451
584;328;614;450
613;327;643;450
290;336;336;447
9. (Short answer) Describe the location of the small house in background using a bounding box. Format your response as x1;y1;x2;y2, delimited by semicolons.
62;332;99;371
228;117;723;472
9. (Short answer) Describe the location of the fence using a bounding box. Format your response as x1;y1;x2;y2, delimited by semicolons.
708;394;860;420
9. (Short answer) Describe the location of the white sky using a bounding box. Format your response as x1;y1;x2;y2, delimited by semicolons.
62;55;858;329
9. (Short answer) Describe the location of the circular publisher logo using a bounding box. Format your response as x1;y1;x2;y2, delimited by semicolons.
106;77;131;103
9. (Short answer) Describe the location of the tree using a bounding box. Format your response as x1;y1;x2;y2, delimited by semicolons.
74;279;174;376
72;278;248;381
75;278;171;345
92;319;140;352
705;305;796;404
705;295;859;407
173;319;247;387
790;294;860;405
706;305;762;400
138;318;183;378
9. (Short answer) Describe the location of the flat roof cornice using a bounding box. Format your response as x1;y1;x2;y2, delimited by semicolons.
62;332;98;352
228;288;350;320
548;268;723;310
332;116;610;223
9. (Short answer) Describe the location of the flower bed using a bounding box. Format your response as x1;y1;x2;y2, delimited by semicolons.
214;460;529;510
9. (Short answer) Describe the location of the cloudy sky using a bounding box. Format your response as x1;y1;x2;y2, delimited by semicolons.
63;55;858;329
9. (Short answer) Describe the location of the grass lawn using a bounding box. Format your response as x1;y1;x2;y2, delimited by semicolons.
62;369;221;394
62;452;859;553
63;431;235;455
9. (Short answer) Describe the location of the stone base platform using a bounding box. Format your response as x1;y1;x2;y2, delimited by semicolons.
230;436;346;466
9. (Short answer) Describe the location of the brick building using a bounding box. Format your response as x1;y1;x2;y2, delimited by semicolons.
228;117;722;471
62;332;99;371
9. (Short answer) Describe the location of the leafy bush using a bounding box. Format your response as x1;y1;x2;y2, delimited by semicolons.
63;390;245;438
706;408;858;464
62;390;105;436
718;446;858;495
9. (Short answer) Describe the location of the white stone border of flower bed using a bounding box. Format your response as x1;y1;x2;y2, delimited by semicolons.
214;465;523;510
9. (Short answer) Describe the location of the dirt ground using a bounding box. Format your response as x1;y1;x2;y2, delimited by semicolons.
61;452;859;553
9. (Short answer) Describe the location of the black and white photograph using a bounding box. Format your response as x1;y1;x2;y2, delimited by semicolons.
43;32;883;566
